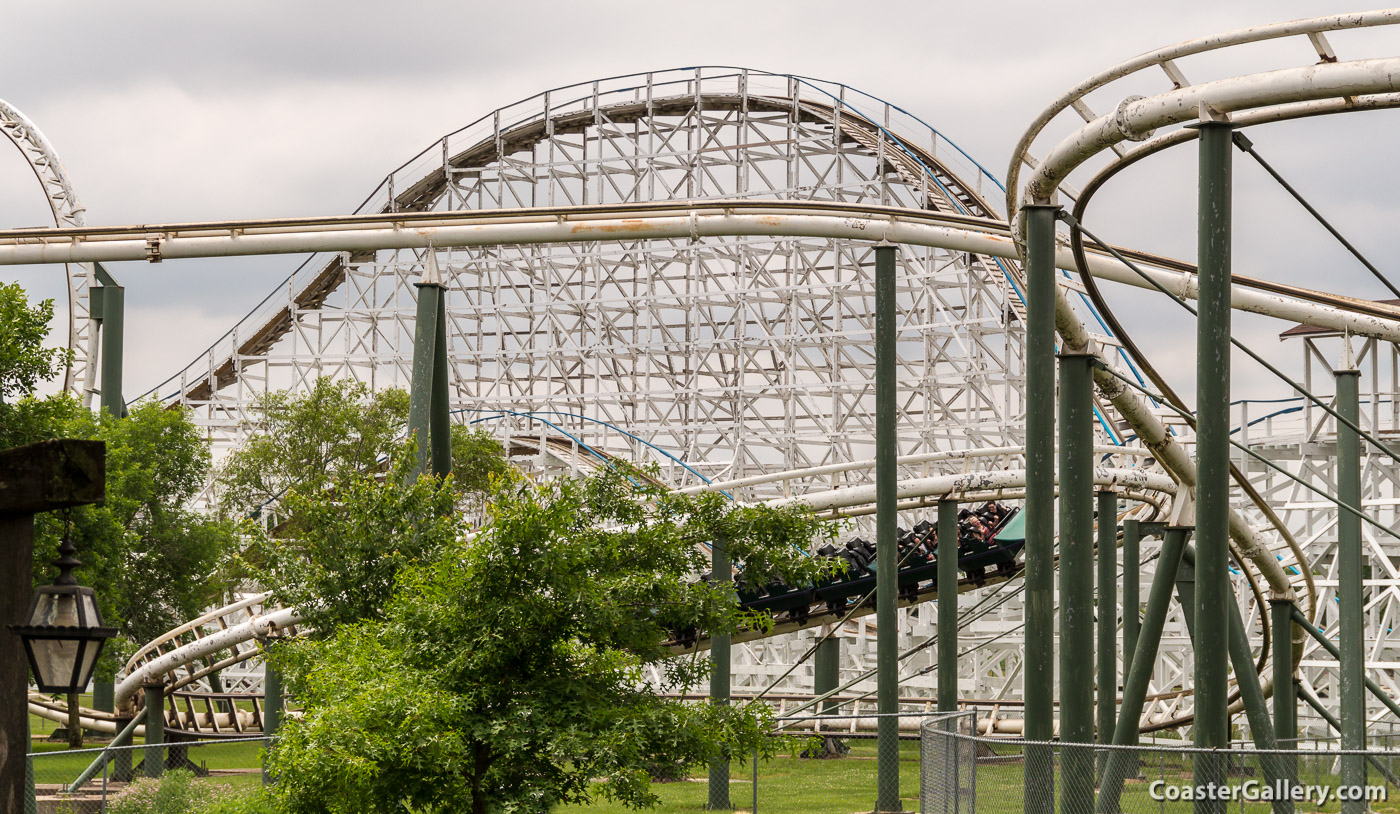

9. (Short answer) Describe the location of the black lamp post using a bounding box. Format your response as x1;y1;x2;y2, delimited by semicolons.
11;530;115;694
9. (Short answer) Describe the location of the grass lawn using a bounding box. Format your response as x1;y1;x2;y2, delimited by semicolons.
559;739;926;814
560;739;1400;814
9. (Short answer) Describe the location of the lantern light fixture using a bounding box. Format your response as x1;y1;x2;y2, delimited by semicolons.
10;520;115;695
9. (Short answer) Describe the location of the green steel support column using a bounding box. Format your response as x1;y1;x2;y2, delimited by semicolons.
1097;526;1190;813
873;244;900;812
1022;203;1059;814
1096;490;1118;779
1220;570;1281;795
263;660;283;783
265;661;283;736
1175;555;1197;640
143;684;164;778
1336;367;1365;812
709;537;733;810
113;715;133;780
1195;121;1234;814
1271;600;1297;785
1297;682;1400;787
938;498;959;712
407;272;444;479
93;263;126;418
814;634;840;717
1178;543;1285;804
1225;593;1288;814
1291;604;1400;721
429;290;452;477
1059;350;1096;814
1121;517;1141;744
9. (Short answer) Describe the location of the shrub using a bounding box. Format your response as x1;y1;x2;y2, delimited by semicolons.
106;770;278;814
107;770;199;814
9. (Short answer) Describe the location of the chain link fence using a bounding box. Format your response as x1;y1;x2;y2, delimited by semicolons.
26;737;271;814
921;713;1400;814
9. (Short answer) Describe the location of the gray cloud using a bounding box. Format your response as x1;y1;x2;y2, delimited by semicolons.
2;0;1393;403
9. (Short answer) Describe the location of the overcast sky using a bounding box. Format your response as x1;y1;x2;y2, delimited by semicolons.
2;1;1396;408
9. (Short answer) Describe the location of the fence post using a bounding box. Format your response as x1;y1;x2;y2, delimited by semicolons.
24;716;35;814
752;747;758;814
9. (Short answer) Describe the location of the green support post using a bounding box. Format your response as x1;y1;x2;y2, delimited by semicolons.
1220;571;1282;803
265;660;283;736
408;261;446;480
1175;553;1197;640
113;715;133;780
814;634;840;717
1121;517;1141;744
1022;203;1059;814
91;263;125;418
709;537;732;810
1096;525;1190;813
1059;350;1096;814
1291;604;1400;722
938;498;958;712
1297;682;1400;786
263;660;283;783
814;631;842;758
1271;599;1297;786
1336;367;1365;811
1096;491;1117;779
873;244;900;812
143;683;164;778
1195;120;1234;814
430;286;452;477
1176;543;1284;804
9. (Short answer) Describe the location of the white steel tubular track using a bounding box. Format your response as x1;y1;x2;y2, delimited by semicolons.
1006;9;1400;733
0;201;1396;342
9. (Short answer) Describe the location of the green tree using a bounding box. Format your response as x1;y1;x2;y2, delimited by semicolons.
214;377;411;518
30;399;234;749
34;401;235;649
0;280;71;404
1;283;233;746
267;464;834;814
448;423;511;499
216;378;508;520
258;449;462;633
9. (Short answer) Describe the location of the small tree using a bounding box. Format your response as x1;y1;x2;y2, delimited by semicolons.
216;378;509;519
267;464;834;814
215;378;411;519
1;283;231;747
0;280;71;405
